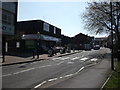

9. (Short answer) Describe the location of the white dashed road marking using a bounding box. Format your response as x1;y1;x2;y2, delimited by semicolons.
33;66;85;88
75;67;84;74
63;74;74;78
48;78;58;82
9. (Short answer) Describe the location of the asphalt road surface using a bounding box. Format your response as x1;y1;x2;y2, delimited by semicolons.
2;47;110;89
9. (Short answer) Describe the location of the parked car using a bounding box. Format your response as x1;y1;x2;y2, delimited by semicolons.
93;45;100;50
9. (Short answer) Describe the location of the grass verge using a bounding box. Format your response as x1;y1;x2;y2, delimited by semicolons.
103;60;120;89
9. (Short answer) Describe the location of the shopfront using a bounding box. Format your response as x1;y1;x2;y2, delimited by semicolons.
21;34;61;53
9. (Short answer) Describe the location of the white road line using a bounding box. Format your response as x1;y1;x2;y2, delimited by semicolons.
13;68;35;75
2;74;12;77
33;58;101;89
3;63;64;77
48;78;58;82
63;74;74;78
33;66;85;88
90;58;98;62
38;65;52;69
57;61;64;65
80;57;88;61
61;57;69;60
34;81;47;88
75;67;84;74
71;57;79;61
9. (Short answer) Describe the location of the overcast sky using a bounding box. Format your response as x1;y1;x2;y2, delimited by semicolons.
17;1;109;37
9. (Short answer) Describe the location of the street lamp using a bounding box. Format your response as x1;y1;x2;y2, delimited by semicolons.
36;32;40;59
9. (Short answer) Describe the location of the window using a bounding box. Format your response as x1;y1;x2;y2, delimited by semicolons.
2;10;14;25
43;22;49;32
54;27;56;34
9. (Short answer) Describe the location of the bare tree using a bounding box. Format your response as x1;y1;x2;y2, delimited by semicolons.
82;2;120;41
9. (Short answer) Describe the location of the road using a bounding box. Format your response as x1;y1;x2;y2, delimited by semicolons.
2;48;110;89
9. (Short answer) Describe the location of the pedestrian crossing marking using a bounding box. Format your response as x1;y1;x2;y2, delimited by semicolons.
90;58;98;62
52;57;69;60
61;57;69;60
67;61;74;64
71;57;79;61
52;57;61;60
80;57;88;61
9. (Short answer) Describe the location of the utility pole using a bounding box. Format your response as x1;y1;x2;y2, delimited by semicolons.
110;2;114;70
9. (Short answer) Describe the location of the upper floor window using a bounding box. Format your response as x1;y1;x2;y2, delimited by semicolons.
2;10;14;25
43;22;49;32
54;27;56;34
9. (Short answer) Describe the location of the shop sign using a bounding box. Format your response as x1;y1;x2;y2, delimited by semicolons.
22;34;61;42
41;34;61;42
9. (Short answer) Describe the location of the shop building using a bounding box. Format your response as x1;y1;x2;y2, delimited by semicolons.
13;20;61;54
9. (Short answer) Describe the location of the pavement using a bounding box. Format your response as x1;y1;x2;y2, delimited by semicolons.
1;50;81;66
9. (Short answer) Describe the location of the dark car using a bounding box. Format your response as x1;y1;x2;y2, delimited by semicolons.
93;45;100;50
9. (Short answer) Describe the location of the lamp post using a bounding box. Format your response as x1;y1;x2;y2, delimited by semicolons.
36;32;40;59
110;2;114;70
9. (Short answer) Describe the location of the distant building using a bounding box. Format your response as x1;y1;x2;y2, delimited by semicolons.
71;33;94;50
1;2;18;55
61;34;72;46
8;20;62;54
94;37;108;47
